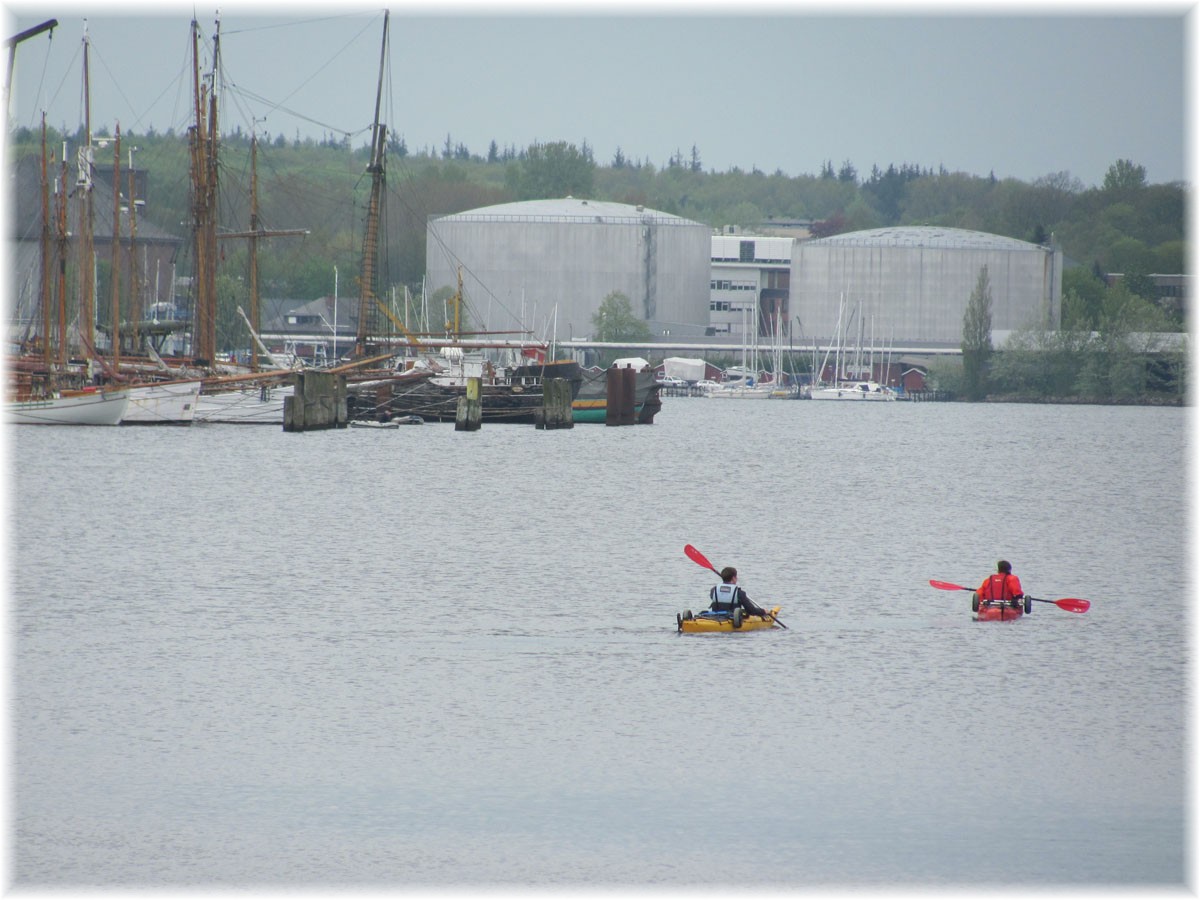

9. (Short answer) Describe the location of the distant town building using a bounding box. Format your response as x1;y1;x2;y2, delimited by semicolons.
709;234;793;342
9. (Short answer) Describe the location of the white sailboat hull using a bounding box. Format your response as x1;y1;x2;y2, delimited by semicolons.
7;388;130;425
193;384;292;424
706;387;773;399
123;380;203;425
810;382;897;401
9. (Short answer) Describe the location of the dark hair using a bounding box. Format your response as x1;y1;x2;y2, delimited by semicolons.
720;566;737;582
997;560;1012;573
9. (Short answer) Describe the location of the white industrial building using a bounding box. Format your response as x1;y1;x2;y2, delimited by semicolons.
709;233;793;341
425;198;711;341
790;226;1062;349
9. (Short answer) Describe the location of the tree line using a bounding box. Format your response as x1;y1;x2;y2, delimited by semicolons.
8;125;1187;349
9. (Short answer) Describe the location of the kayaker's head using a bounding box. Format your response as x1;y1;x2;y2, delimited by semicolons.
720;566;737;583
997;560;1012;573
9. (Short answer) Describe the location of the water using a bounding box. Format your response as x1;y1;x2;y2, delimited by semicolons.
9;399;1188;888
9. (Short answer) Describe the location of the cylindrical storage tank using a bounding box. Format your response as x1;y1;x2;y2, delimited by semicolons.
426;198;712;339
790;226;1062;348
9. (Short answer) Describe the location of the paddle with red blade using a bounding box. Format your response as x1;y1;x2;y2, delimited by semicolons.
929;579;1090;613
684;544;787;628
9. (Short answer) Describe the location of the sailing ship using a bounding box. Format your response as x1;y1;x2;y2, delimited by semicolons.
8;24;205;424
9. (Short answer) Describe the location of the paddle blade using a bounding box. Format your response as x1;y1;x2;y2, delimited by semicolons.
684;544;719;574
1056;598;1091;613
929;579;972;592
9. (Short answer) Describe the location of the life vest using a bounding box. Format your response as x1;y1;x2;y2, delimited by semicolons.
980;573;1018;601
710;582;740;612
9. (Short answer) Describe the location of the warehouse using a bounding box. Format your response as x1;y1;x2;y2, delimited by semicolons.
790;226;1062;349
425;198;711;341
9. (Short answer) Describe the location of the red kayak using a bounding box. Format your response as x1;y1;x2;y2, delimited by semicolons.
973;595;1032;621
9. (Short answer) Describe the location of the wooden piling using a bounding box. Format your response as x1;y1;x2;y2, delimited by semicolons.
536;377;574;430
455;375;482;431
606;366;637;426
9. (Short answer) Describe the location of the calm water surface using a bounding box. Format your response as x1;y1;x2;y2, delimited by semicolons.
9;399;1188;888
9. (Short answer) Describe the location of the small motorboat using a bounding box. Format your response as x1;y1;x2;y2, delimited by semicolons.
677;605;782;633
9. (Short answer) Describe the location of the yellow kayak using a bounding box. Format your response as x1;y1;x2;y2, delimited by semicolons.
677;606;782;633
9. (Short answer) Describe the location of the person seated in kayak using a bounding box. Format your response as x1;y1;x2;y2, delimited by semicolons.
709;566;768;617
974;560;1025;608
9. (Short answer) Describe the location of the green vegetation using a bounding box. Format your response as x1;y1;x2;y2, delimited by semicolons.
961;265;994;402
8;123;1187;397
591;291;652;367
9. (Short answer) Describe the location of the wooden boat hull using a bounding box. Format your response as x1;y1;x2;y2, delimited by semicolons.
678;606;782;633
7;388;130;425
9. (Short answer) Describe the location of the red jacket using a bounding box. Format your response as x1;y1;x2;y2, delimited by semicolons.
978;572;1023;600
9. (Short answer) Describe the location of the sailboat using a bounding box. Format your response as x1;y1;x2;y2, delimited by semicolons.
809;294;898;402
8;25;202;424
707;298;772;399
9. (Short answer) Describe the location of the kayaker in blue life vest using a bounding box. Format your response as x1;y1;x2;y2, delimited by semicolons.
709;566;767;617
974;560;1025;609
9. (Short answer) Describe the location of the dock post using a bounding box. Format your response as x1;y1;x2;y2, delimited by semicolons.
538;377;574;429
456;365;483;431
606;366;636;426
283;370;346;432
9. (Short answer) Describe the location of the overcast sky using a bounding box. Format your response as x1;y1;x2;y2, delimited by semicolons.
3;1;1189;188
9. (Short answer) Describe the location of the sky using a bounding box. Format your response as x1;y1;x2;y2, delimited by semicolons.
1;0;1190;189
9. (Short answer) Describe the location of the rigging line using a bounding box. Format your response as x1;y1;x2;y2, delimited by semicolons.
421;223;523;329
225;84;366;141
219;12;380;36
32;36;81;133
19;27;57;133
218;14;381;138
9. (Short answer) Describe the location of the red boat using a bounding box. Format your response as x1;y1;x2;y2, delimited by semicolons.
973;596;1032;621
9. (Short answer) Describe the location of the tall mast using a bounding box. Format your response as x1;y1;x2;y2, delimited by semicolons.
189;15;219;363
249;133;260;370
127;143;140;354
109;125;121;369
218;128;309;370
354;10;389;358
55;143;68;366
38;114;52;364
77;21;95;359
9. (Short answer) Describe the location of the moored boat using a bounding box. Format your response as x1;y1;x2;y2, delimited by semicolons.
6;387;130;425
123;379;203;425
677;605;783;633
572;366;662;423
193;381;292;424
809;380;898;401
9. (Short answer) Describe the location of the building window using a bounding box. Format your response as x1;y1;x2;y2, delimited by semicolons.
739;240;754;262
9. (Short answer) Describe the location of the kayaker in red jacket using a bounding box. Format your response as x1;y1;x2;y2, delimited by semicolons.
709;566;767;617
974;560;1025;609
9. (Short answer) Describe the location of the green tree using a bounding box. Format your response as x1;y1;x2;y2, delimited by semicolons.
1061;267;1106;330
591;290;652;366
1102;159;1148;192
961;265;993;401
504;141;595;200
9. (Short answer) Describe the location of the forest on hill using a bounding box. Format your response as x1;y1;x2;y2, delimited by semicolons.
8;126;1187;339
